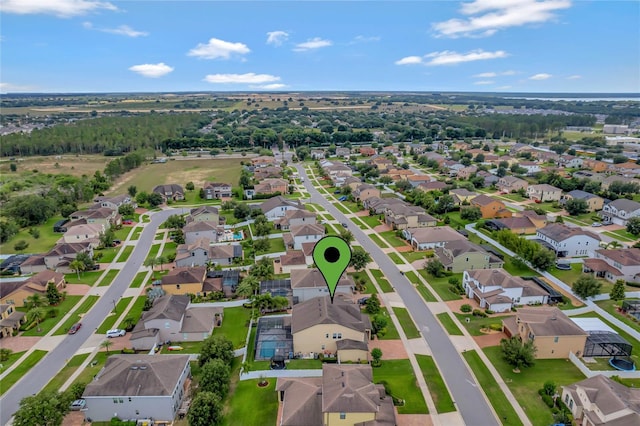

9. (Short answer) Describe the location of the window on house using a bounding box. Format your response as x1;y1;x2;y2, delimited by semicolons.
337;333;342;339
326;333;329;338
176;284;181;289
321;345;325;350
119;399;123;403
128;397;132;402
340;413;346;420
333;333;337;339
554;336;559;343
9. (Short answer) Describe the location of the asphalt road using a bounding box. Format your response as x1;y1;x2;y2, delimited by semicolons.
296;163;499;426
0;209;174;425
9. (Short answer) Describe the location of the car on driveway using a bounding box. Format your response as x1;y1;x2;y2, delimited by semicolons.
106;329;126;338
592;222;602;227
555;263;571;270
338;196;347;201
68;323;82;334
69;399;86;411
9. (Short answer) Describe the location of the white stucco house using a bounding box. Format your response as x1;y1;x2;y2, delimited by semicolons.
600;198;640;226
535;223;601;258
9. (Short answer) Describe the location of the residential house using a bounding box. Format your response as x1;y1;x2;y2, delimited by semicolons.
520;210;549;228
582;158;609;172
183;221;220;245
407;175;432;187
470;195;512;219
535;223;601;257
519;161;542;176
490;216;538;235
363;196;405;214
202;182;232;200
601;175;638;191
274;209;317;231
274;251;308;274
82;354;192;423
416;181;449;193
292;296;369;357
341;176;363;191
609;161;640;177
187;205;219;224
0;270;66;307
335;147;351;158
443;162;465;178
561;375;640;426
284;224;325;251
450;188;478;205
600;199;640;226
497;176;529;193
251;155;276;168
260;196;304;220
0;304;25;337
352;184;380;202
254;166;284;180
583;248;640;283
43;242;93;273
311;149;326;160
152;184;184;202
463;269;549;313
477;170;499;188
457;165;478;180
175;238;210;268
276;364;396;426
359;146;376;156
69;208;120;228
209;243;243;266
254;178;288;196
560;190;604;212
434;239;504;273
92;194;133;211
503;307;588;359
526;184;563;202
62;223;105;247
159;267;207;295
422;152;446;166
291;269;353;304
402;226;467;250
558;155;584;169
384;203;437;230
383;168;415;181
382;145;400;156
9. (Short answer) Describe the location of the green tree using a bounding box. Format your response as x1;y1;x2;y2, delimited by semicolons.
46;282;62;306
254;221;272;237
500;337;537;370
185;181;195;191
199;359;231;398
187;391;224;426
435;194;455;214
147;192;164;207
27;307;46;332
25;293;47;309
460;207;482;221
118;203;135;217
10;163;17;172
426;259;445;278
627;217;640;236
365;295;381;315
69;259;85;280
250;257;274;281
572;274;602;299
199;334;234;366
14;240;29;252
163;214;186;229
144;257;159;279
99;227;115;248
371;314;388;336
371;348;383;367
0;220;19;243
610;279;626;301
565;198;588;215
234;203;251;220
135;191;148;205
13;391;65;426
100;339;113;355
0;347;13;362
530;249;556;271
339;229;354;244
350;248;371;271
76;251;95;270
237;275;260;297
253;237;271;254
127;185;137;197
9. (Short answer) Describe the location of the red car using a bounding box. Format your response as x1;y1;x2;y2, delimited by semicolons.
68;323;82;334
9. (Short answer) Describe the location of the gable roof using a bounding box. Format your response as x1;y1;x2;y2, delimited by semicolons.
153;184;184;195
83;354;190;397
260;195;303;214
276;377;323;426
607;198;640;213
407;226;466;244
563;375;640;418
209;244;242;259
538;223;601;242
322;364;380;413
472;194;502;207
291;269;353;290
529;184;562;192
190;205;219;216
142;294;190;322
516;307;587;336
566;189;601;201
596;248;640;266
292;296;369;334
45;242;91;257
290;223;325;238
183;221;220;233
161;267;206;285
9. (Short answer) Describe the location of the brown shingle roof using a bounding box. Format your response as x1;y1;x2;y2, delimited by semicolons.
563;375;640;419
538;223;601;242
276;377;323;426
516;307;587;337
161;267;206;285
292;296;369;334
142;294;190;322
291;269;353;289
596;248;640;266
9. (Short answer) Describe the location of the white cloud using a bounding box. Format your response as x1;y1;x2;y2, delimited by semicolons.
567;74;582;79
188;38;250;60
266;31;289;46
83;22;148;37
474;72;497;78
128;63;174;78
395;56;424;65
0;0;117;17
433;0;572;38
250;83;288;90
530;73;552;80
0;82;36;92
497;85;513;90
203;73;281;84
425;49;508;66
474;80;495;85
350;35;381;44
293;37;332;52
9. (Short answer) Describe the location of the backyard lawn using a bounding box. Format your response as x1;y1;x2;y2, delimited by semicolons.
372;359;428;414
0;350;48;395
462;350;523;426
436;312;463;335
415;355;456;413
370;269;394;293
549;263;612;293
594;299;640;333
213;306;252;349
21;296;82;336
484;346;586;426
54;295;100;335
392;307;421;339
221;378;279;426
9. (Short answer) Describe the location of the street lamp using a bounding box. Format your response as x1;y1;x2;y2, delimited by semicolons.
112;299;117;314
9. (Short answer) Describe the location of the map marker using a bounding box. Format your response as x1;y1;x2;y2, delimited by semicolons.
313;235;352;303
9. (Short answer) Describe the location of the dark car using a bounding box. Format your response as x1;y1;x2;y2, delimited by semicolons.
68;323;82;334
555;263;571;271
122;219;133;225
358;297;370;305
91;264;100;270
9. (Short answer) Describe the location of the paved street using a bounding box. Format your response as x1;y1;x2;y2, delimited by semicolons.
0;209;175;426
295;163;499;426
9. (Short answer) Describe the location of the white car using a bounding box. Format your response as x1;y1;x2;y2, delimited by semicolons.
106;329;126;338
592;222;602;227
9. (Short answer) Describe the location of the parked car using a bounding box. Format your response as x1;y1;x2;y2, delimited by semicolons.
106;329;126;338
338;196;347;201
69;399;86;411
334;190;341;194
68;323;82;334
555;263;571;271
91;264;100;270
358;297;370;305
122;219;133;225
592;222;602;227
341;222;349;228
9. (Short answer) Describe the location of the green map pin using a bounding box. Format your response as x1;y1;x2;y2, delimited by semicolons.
313;236;352;303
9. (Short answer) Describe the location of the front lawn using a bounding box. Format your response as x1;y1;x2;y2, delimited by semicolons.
372;359;428;414
349;271;378;295
72;352;111;386
436;312;463;335
370;307;400;340
117;296;146;329
454;313;510;336
417;270;463;301
379;231;409;248
97;269;118;287
369;233;388;248
361;215;382;228
388;252;405;265
415;355;455;413
21;296;82;336
462;350;523;426
95;247;119;263
404;271;437;302
370;269;394;293
54;295;100;335
605;229;638;242
483;346;586;426
65;271;104;286
97;297;133;333
334;203;350;214
0;350;48;395
161;241;177;260
401;251;427;263
392;307;421;339
115;245;134;262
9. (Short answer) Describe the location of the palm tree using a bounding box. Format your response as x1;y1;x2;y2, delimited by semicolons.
144;257;158;279
27;307;46;333
69;259;85;280
237;275;260;297
25;293;46;310
156;255;167;271
101;339;113;355
607;240;622;249
205;260;215;272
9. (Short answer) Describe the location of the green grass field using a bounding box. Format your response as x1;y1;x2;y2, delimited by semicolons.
372;359;428;414
95;247;119;263
54;295;100;335
146;244;161;261
117;296;146;329
97;269;118;287
96;297;133;333
369;233;388;248
71;352;111;386
21;296;82;336
454;313;510;336
129;271;148;288
349;271;378;295
418;270;463;301
436;312;463;335
115;245;134;262
462;350;523;426
403;270;438;302
0;216;64;255
213;306;252;349
221;378;279;426
401;251;427;263
415;355;456;413
373;307;400;340
379;231;409;248
370;269;394;293
388;252;405;265
131;228;143;240
0;350;48;395
64;271;104;286
594;299;639;333
392;307;421;339
360;215;382;228
41;353;91;393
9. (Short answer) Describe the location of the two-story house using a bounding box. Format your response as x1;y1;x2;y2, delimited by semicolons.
560;190;605;212
463;269;549;313
0;304;25;337
174;238;210;268
407;175;432;188
497;176;529;193
62;223;105;247
0;270;66;307
202;182;232;199
43;242;93;273
519;161;542;176
456;165;478;180
152;184;184;202
535;223;601;257
526;184;563;202
352;184;381;202
183;221;221;245
583;248;640;283
503;307;587;359
284;224;325;251
92;194;134;211
187;205;220;224
254;166;284;180
384;204;437;230
600;199;640;226
416;180;449;193
255;178;288;195
335;147;351;158
470;195;512;219
159;267;207;295
434;239;504;273
291;269;353;304
209;243;243;266
69;208;119;228
260;196;304;220
450;188;478;205
274;209;317;231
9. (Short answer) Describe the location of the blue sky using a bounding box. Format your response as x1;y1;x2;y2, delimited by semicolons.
1;0;639;93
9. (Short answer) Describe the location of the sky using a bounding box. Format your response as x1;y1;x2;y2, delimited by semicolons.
1;0;639;93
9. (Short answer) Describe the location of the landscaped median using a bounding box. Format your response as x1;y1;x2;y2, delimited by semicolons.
0;350;48;395
415;354;456;413
370;269;394;293
392;307;421;339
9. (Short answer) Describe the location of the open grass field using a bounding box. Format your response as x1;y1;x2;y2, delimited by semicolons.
53;295;100;335
372;359;428;414
415;355;456;413
0;350;48;395
392;307;421;339
42;353;91;393
21;295;82;336
106;158;245;195
483;346;586;426
0;215;64;254
462;350;523;426
0;155;109;180
370;269;394;293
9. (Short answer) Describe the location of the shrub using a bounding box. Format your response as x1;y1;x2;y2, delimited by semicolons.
490;323;502;331
46;308;58;319
472;309;488;317
485;309;494;315
541;394;554;408
121;348;135;354
460;304;472;313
